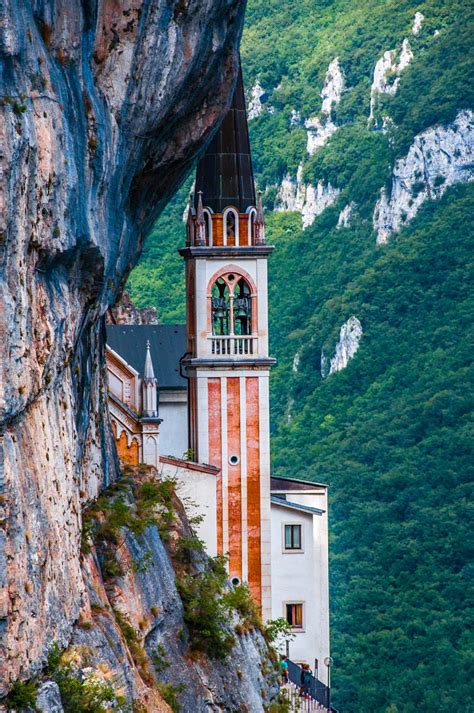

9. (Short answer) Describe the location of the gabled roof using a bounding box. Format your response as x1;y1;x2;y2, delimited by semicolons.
271;475;328;491
106;325;186;390
194;65;256;213
271;496;325;516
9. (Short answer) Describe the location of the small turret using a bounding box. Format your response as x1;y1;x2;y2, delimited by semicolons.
195;191;206;246
142;340;158;417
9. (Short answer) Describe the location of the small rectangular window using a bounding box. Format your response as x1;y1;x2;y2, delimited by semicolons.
284;524;302;550
286;603;303;629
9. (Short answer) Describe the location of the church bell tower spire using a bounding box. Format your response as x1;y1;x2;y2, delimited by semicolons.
180;63;275;617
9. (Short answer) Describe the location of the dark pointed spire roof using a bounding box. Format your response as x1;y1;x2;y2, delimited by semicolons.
195;64;256;214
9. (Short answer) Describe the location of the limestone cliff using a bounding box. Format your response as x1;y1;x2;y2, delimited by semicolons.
107;292;159;326
0;0;247;695
276;164;340;229
373;110;474;243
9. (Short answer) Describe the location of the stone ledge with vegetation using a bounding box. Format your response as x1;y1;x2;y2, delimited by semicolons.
2;466;281;712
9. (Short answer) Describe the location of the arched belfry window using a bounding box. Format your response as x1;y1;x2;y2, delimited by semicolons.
223;208;239;246
210;273;252;336
203;209;213;245
211;278;230;335
247;208;257;245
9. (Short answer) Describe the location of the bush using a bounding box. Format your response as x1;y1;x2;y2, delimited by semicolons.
4;679;38;710
157;682;186;712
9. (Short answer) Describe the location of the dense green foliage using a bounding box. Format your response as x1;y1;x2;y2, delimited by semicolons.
128;0;474;710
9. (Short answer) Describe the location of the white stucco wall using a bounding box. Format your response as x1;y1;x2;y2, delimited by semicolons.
158;458;218;557
270;498;330;685
159;390;188;458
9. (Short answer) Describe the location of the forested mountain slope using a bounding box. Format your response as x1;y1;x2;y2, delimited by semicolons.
128;1;474;710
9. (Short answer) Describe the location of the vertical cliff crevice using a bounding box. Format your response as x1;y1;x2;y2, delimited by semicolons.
0;0;246;692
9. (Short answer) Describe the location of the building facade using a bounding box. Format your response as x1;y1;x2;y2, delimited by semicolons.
179;68;274;617
105;66;329;677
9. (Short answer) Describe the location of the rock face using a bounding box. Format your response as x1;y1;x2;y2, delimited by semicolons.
276;164;340;228
247;79;268;120
305;58;344;155
412;11;424;35
35;682;63;713
35;471;278;711
374;110;474;243
328;317;363;375
369;39;413;125
108;291;159;326
0;0;245;693
337;202;355;229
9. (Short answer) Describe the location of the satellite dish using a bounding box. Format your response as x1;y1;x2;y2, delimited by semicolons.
324;656;334;667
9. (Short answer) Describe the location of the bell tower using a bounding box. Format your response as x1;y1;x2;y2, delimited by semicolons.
180;67;275;617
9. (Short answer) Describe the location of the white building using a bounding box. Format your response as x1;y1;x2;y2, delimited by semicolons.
270;477;330;683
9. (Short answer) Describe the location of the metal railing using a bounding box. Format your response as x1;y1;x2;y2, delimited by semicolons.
286;659;337;712
209;335;256;356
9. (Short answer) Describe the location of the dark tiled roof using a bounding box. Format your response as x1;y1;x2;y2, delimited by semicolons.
195;65;256;213
106;324;186;390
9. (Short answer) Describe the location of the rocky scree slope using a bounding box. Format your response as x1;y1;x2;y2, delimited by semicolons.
0;0;247;695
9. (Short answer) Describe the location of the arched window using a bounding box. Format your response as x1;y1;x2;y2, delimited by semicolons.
203;209;213;245
247;208;257;245
210;273;252;336
223;208;239;246
233;277;252;335
211;278;230;335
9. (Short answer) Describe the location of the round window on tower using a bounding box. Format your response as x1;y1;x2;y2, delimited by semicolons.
229;454;240;466
231;576;241;587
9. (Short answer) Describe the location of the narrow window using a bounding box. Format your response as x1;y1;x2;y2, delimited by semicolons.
284;524;302;550
211;278;230;335
203;210;212;245
233;277;252;336
286;603;304;629
248;208;256;245
224;208;239;245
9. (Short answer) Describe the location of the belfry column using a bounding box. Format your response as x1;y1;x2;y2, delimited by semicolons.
180;66;275;618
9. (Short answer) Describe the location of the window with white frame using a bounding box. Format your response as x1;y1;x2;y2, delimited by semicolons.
283;523;303;551
247;207;256;245
285;602;304;630
223;207;239;245
203;209;213;245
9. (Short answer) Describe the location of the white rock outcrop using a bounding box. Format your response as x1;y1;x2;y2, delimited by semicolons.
290;109;302;127
373;110;474;243
321;57;345;115
336;202;355;229
248;80;267;120
412;11;424;35
369;39;413;125
276;164;341;228
328;316;363;375
292;349;301;372
305;116;338;155
305;58;344;155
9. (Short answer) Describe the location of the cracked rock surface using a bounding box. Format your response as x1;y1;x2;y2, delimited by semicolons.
0;0;245;691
